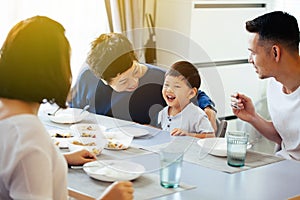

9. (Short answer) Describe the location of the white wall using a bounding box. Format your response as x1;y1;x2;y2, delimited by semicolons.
268;0;300;22
0;0;109;84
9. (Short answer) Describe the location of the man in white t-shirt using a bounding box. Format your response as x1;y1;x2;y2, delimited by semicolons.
231;11;300;160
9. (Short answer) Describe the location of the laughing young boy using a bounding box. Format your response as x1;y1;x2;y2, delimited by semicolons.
158;61;215;138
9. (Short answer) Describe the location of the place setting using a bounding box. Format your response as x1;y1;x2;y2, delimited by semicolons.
38;103;92;131
183;131;285;173
65;122;149;158
47;105;90;124
78;160;146;182
45;117;151;159
69;145;196;200
64;125;133;156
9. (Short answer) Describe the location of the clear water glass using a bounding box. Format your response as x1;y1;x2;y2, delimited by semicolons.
160;150;183;188
227;131;248;167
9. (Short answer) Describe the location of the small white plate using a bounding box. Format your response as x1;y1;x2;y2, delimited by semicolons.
109;126;150;138
197;138;227;157
103;131;133;150
48;129;77;149
48;108;89;124
83;160;145;182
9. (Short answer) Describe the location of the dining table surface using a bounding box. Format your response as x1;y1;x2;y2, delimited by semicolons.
39;105;300;200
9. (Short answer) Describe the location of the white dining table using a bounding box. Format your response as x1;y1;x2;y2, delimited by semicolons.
39;107;300;200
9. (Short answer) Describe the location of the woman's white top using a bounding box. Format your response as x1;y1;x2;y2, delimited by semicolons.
0;114;68;199
267;78;300;160
158;102;213;133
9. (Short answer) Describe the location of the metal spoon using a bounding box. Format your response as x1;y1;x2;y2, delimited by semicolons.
80;105;90;115
47;107;60;116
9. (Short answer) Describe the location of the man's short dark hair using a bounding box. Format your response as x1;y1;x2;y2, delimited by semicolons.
246;11;299;52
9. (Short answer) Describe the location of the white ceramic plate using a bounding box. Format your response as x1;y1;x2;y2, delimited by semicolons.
103;131;133;150
109;126;150;138
83;160;145;182
48;129;77;149
48;108;89;124
197;138;227;157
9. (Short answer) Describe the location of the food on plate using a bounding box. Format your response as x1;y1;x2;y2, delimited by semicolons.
106;139;125;149
70;124;106;139
91;148;101;155
85;125;94;131
69;140;102;155
51;132;73;138
72;140;96;146
102;131;132;150
80;132;96;138
71;124;104;132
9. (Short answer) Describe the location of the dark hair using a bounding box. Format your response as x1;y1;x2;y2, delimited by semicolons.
246;11;299;52
165;61;201;89
87;33;138;83
0;16;71;108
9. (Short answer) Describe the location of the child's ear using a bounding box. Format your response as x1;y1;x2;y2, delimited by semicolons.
188;88;198;99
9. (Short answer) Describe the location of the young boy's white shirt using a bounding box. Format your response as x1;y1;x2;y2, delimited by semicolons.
158;102;213;133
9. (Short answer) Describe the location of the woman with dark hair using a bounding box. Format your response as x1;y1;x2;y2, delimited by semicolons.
0;16;133;200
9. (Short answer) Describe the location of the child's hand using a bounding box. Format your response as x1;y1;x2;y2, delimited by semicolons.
170;128;188;136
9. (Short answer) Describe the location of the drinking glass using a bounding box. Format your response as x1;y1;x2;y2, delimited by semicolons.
227;131;248;167
159;149;183;188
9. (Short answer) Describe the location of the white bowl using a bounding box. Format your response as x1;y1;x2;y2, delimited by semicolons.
70;123;106;138
103;131;133;150
68;137;105;155
48;129;77;149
